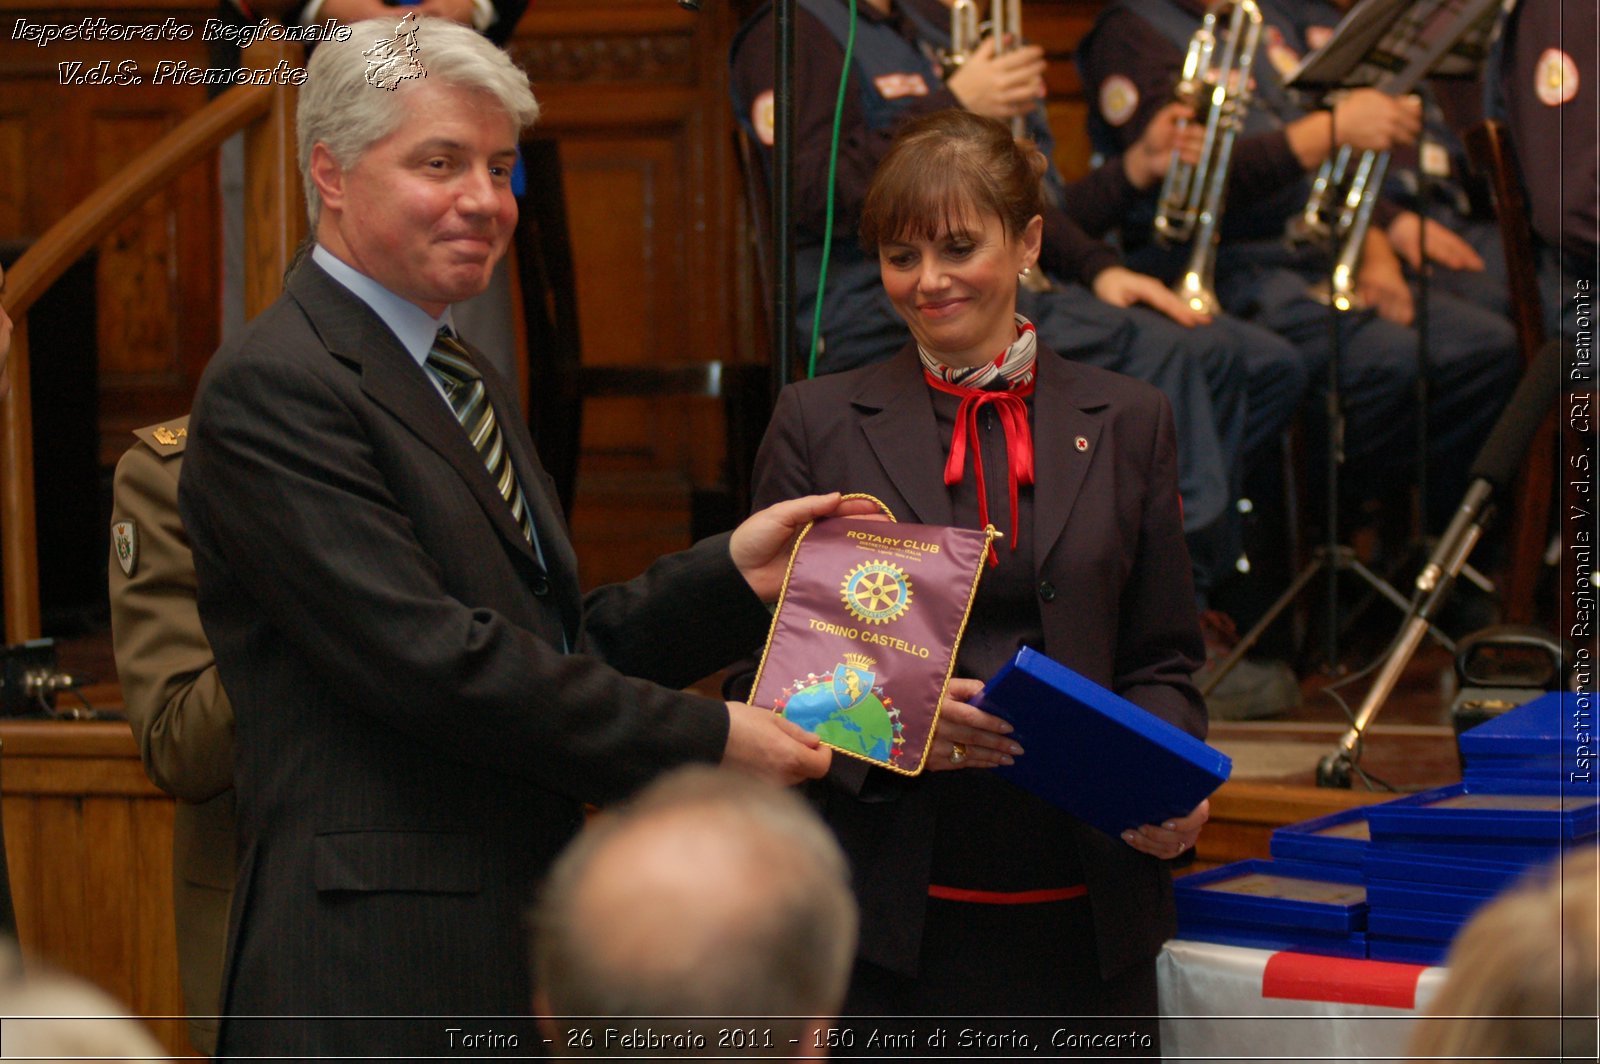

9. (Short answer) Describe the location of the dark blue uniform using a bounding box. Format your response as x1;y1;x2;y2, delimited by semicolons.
1491;0;1598;342
1079;0;1521;529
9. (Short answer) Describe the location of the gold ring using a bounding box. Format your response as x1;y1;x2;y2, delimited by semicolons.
950;742;968;764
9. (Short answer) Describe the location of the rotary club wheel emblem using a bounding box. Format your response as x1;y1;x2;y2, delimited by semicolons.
841;561;912;625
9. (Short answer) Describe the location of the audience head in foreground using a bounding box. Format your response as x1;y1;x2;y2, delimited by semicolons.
1409;844;1599;1063
533;767;858;1057
1;937;169;1062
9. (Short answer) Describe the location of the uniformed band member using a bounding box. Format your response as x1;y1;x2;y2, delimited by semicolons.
108;416;234;1058
730;0;1308;717
1490;0;1597;341
1078;0;1521;532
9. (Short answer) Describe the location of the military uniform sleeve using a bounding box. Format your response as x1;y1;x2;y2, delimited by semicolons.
110;441;234;803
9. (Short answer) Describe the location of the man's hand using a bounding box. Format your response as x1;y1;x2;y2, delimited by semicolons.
1386;212;1485;273
722;702;832;784
1122;798;1209;860
1123;102;1200;190
1357;229;1415;325
945;37;1047;121
1092;265;1211;327
1332;90;1422;153
929;678;1022;771
731;492;885;601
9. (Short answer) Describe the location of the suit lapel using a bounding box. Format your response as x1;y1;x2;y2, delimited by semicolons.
855;347;957;526
289;263;542;568
1032;352;1110;563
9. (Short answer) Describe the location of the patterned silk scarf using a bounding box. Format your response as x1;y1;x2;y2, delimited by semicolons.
920;316;1038;566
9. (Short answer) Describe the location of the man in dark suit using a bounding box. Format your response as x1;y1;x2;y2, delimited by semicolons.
180;17;856;1057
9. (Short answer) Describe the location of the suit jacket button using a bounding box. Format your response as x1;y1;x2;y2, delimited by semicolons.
532;576;551;596
1038;580;1057;602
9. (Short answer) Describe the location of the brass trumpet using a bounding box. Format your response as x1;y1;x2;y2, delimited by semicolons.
1294;145;1393;312
948;0;1026;141
1151;0;1264;316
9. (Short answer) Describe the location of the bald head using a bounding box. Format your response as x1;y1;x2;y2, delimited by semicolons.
532;768;857;1056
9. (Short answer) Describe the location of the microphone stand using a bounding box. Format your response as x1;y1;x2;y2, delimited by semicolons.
773;0;796;394
1316;339;1562;786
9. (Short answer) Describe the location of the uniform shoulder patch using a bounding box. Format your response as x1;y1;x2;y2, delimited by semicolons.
112;519;138;577
1099;74;1139;127
1536;48;1578;107
751;89;776;147
132;415;191;458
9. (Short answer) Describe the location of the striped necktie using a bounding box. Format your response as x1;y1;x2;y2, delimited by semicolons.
426;330;535;545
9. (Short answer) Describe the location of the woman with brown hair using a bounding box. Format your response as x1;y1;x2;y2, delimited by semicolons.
749;108;1209;1039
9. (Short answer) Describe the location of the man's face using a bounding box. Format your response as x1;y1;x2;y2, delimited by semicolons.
313;80;519;317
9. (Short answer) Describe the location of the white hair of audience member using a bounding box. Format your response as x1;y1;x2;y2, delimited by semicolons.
295;15;539;230
531;766;859;1057
1408;844;1599;1063
1;937;169;1062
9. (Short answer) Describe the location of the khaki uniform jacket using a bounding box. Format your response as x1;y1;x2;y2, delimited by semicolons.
109;415;234;1056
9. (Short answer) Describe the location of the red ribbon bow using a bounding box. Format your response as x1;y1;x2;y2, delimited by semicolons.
924;372;1035;566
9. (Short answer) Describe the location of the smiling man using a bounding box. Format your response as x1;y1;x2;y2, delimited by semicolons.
179;17;854;1058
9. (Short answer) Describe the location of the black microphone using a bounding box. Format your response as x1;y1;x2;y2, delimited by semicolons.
1415;338;1563;618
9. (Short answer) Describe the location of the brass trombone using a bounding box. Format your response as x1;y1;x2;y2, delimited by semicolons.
1151;0;1264;316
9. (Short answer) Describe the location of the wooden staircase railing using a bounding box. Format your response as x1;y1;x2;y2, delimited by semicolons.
0;41;305;643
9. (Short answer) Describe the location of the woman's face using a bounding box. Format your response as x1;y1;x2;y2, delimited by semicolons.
878;208;1042;368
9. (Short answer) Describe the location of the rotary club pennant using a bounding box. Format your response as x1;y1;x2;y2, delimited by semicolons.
751;497;997;776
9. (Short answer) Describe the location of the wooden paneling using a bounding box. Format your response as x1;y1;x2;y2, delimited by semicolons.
1188;780;1392;873
1;721;193;1058
0;7;221;467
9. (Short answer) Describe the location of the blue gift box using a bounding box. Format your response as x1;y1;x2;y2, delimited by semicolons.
1364;779;1599;849
977;648;1231;839
1174;859;1368;933
1362;848;1533;893
1270;806;1374;868
1458;692;1597;782
1176;919;1370;960
1366;936;1449;966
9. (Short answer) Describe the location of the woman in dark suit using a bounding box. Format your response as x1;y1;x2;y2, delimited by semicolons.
749;110;1210;1039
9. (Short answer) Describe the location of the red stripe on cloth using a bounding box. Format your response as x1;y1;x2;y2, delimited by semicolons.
927;884;1089;906
1262;951;1428;1009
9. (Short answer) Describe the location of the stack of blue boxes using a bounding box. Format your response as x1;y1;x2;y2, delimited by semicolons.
1174;692;1598;964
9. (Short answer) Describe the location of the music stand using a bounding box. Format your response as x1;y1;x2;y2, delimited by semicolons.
1201;0;1504;695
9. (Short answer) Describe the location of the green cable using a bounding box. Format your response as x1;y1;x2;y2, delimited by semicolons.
806;0;857;380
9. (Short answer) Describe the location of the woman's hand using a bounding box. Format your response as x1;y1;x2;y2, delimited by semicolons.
1121;798;1209;860
929;677;1023;771
1092;265;1212;327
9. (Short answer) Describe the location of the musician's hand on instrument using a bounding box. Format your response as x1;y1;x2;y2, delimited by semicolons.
929;678;1020;771
1124;102;1198;189
1334;89;1423;152
1358;230;1415;326
946;38;1047;120
1387;212;1485;272
1092;266;1212;327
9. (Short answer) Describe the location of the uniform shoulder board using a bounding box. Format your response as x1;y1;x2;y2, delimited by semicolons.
131;415;192;459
